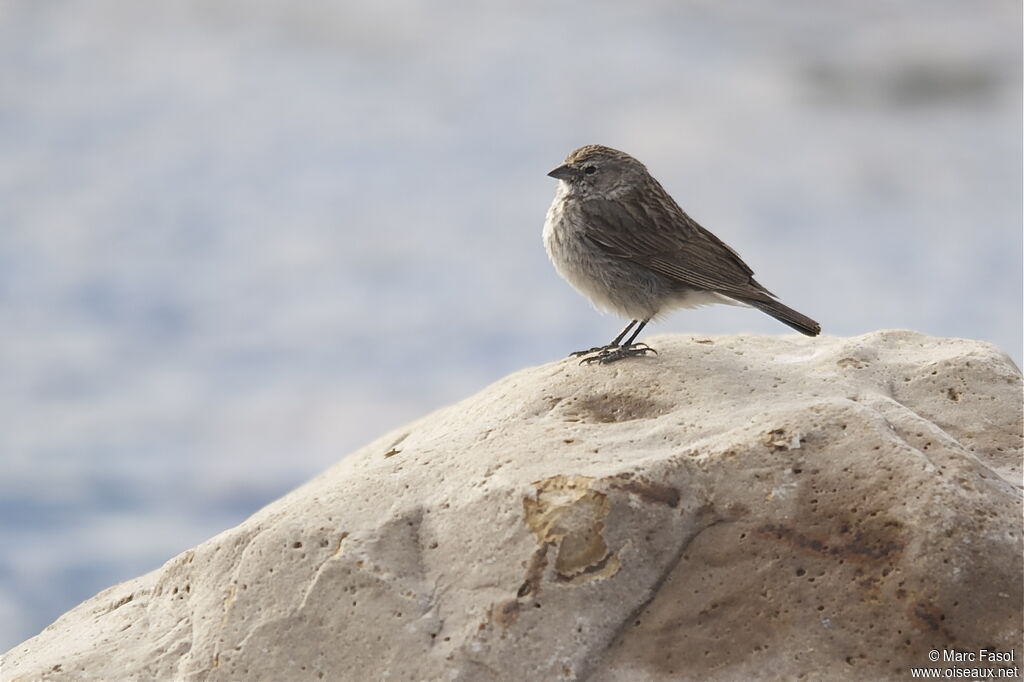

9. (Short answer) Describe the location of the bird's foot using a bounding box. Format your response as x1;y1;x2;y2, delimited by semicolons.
579;344;657;365
569;344;616;358
571;342;652;358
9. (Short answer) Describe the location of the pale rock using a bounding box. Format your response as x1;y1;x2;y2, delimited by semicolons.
4;331;1022;681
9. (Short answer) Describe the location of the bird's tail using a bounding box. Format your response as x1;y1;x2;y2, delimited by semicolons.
741;298;821;337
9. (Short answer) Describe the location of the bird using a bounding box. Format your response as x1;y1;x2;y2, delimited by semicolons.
543;144;820;364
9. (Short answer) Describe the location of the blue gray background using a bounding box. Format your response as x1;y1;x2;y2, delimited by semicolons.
1;0;1021;650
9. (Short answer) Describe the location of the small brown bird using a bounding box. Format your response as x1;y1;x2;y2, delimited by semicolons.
544;144;820;364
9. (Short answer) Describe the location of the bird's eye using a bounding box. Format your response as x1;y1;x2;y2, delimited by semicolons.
583;165;597;175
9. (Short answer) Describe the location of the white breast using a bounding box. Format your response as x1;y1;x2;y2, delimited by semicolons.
543;184;632;316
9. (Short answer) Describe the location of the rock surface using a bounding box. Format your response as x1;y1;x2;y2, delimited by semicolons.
4;331;1022;682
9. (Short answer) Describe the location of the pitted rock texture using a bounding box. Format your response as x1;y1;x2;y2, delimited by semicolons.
4;331;1022;681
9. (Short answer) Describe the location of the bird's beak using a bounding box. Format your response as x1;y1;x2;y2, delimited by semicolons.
547;164;576;180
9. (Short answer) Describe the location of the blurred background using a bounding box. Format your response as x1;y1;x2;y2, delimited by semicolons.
1;0;1020;651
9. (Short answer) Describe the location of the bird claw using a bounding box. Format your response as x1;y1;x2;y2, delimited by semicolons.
569;345;613;357
570;342;652;358
579;345;657;365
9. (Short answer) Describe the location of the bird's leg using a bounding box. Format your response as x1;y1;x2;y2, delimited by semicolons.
581;319;657;365
569;320;637;357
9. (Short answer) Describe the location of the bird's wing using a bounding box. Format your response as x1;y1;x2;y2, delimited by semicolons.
577;191;776;302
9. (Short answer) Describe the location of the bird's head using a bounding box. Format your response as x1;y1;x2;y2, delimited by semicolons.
547;144;649;198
